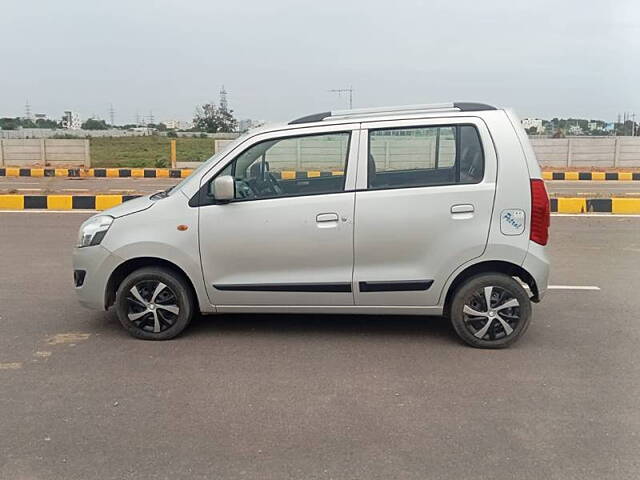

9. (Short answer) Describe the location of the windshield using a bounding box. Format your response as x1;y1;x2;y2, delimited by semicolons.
167;132;253;195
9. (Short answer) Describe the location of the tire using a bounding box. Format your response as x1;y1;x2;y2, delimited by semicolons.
450;273;532;349
115;267;194;340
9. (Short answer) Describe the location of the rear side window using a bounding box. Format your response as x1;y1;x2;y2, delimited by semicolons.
367;124;484;189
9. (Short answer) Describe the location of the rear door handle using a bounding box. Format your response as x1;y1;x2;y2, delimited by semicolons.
451;204;474;214
316;213;339;223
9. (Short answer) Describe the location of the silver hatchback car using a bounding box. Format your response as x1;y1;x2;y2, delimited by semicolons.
73;102;550;348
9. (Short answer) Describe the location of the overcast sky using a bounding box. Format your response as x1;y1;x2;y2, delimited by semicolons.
1;0;637;124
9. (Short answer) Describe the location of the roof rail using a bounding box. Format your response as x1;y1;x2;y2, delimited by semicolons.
288;102;496;125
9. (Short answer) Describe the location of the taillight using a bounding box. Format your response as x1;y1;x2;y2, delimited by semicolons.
530;179;550;246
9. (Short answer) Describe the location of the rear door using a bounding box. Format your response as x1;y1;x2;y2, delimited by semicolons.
352;117;497;307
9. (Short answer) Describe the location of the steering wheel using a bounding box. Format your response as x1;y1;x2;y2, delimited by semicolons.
266;172;284;195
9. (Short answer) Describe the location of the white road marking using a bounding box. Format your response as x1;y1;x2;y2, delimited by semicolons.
548;285;601;291
63;188;89;192
0;182;40;186
17;188;43;191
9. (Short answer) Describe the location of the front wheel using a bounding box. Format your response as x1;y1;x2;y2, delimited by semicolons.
450;273;532;349
115;267;194;340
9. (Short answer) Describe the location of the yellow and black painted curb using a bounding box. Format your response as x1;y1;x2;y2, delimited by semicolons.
1;194;640;213
542;171;640;181
0;194;142;210
1;167;638;181
0;167;193;178
0;168;344;179
549;198;640;213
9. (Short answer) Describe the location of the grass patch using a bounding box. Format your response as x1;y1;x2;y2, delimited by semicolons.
90;137;215;168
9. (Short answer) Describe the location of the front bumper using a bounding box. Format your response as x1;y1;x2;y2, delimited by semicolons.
72;245;122;310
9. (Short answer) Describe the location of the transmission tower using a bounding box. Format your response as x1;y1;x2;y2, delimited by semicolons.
328;86;354;109
25;99;32;120
148;110;155;125
219;85;228;112
109;104;115;126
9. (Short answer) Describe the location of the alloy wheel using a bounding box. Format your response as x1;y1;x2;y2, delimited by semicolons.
125;280;180;333
462;285;521;341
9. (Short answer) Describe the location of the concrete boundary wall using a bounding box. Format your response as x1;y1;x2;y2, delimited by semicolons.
0;139;89;167
530;137;640;168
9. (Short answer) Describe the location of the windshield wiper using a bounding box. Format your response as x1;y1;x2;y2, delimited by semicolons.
150;185;174;200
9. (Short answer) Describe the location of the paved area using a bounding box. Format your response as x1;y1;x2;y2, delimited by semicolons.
2;176;640;196
0;176;178;194
0;213;639;479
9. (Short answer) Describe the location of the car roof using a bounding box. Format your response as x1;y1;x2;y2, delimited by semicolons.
246;103;501;137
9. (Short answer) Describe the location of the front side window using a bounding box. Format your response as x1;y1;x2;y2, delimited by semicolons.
212;132;350;201
368;124;484;189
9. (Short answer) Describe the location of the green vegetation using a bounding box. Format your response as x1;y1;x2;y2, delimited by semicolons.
90;137;215;168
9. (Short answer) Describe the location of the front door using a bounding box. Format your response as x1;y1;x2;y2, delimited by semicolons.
353;118;496;307
198;127;359;307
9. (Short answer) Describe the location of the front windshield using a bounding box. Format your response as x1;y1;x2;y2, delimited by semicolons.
167;132;253;194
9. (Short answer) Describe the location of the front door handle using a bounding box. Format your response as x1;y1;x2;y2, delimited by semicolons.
451;204;474;214
316;213;339;223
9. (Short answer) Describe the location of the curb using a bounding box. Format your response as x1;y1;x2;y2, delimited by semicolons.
1;167;637;181
0;194;141;210
542;171;640;181
0;168;345;179
0;168;193;178
1;195;640;213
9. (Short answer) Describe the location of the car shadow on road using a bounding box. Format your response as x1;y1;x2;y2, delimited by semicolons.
188;312;456;341
95;310;458;344
96;309;456;342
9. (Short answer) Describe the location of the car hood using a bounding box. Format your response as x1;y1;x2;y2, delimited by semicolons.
103;194;155;218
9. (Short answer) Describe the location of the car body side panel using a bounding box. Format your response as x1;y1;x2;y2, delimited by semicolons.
99;194;214;313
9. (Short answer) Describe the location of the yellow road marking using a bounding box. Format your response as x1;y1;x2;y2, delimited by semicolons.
0;362;22;370
46;333;91;345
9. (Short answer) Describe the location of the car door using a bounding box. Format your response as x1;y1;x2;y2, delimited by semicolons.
352;117;497;307
197;125;359;308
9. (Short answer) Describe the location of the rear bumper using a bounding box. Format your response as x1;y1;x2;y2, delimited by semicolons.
72;245;122;310
522;241;550;301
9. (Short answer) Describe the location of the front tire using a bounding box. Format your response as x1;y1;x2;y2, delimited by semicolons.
450;273;532;349
115;267;194;340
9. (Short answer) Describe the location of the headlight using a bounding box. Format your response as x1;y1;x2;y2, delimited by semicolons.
77;215;114;248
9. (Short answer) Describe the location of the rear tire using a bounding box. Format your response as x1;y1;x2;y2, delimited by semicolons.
450;273;531;349
115;267;194;340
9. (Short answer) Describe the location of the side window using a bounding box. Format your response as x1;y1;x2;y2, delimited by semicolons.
211;132;351;201
368;124;484;189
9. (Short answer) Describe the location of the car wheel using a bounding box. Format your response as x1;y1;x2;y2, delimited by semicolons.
450;273;532;349
115;267;194;340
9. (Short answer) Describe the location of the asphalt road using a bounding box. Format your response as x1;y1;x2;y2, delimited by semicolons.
1;213;639;479
2;176;640;196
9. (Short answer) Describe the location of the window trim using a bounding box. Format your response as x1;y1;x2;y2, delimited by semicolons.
189;130;353;207
365;122;485;191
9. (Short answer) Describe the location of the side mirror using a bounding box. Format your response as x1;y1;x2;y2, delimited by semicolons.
212;175;235;202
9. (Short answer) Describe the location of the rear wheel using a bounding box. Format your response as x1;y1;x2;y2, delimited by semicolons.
450;273;531;349
115;267;194;340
